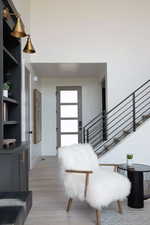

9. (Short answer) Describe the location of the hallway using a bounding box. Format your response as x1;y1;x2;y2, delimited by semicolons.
25;157;150;225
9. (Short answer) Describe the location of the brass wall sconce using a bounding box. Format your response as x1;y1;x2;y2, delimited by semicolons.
23;35;36;54
3;8;36;54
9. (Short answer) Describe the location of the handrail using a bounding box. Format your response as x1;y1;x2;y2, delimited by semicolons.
106;79;150;116
83;111;103;129
83;80;150;131
96;105;150;156
83;79;150;157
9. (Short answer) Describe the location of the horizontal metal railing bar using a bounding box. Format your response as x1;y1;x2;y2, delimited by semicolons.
135;90;150;105
107;109;133;132
86;117;103;131
89;133;103;144
88;127;103;138
86;101;150;147
92;139;104;148
107;101;150;138
88;122;103;134
105;80;150;116
107;96;150;133
88;89;150;135
107;114;133;137
87;122;103;133
86;100;150;145
135;95;150;110
107;90;150;132
135;101;150;116
135;85;150;98
96;104;150;153
135;106;150;121
107;87;150;123
95;122;133;152
106;98;132;120
90;135;103;144
83;112;103;129
107;103;133;127
60;117;78;120
60;132;79;134
83;79;150;145
60;103;78;105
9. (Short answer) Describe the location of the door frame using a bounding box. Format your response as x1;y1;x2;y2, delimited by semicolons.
56;86;82;148
25;67;31;170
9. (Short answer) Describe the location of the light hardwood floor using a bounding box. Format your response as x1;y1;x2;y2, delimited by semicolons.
25;157;150;225
25;156;99;225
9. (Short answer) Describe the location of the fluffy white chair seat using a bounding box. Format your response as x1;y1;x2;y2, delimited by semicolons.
59;143;131;209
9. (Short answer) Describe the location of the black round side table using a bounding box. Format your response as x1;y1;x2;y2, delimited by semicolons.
118;164;150;208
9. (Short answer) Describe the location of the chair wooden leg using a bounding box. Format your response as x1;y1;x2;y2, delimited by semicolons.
117;200;123;214
66;198;73;212
96;209;101;225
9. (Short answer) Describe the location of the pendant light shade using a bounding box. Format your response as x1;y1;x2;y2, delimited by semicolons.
23;35;36;54
11;17;27;38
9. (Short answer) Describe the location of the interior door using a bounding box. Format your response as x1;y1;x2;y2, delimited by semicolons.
56;86;82;148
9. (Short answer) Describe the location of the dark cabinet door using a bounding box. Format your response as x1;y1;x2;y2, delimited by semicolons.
19;150;29;191
0;154;19;191
0;147;29;192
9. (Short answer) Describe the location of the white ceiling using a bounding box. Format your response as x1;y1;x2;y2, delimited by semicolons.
31;63;106;78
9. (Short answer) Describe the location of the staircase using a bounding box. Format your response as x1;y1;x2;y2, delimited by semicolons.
83;80;150;158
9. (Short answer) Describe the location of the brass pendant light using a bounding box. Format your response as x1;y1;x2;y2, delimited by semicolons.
3;8;36;54
23;35;36;54
11;17;27;38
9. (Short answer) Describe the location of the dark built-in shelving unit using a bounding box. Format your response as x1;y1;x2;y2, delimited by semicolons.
0;0;21;146
0;2;32;224
0;0;32;199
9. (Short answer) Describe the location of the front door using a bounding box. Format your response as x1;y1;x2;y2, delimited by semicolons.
56;86;82;148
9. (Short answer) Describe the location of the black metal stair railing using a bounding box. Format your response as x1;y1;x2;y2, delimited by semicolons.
83;79;150;157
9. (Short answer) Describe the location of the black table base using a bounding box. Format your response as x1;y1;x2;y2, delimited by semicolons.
118;164;150;209
128;170;144;208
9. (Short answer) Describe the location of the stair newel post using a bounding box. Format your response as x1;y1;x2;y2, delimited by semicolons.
132;93;136;132
103;110;107;141
83;127;85;143
87;128;89;143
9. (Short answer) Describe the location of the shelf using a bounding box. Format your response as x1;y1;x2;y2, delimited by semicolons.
3;121;18;125
3;96;18;104
3;46;18;65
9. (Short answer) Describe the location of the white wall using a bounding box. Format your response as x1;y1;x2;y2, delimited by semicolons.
41;76;101;156
100;119;150;165
30;0;150;110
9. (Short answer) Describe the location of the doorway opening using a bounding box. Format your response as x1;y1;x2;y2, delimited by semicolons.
56;86;82;148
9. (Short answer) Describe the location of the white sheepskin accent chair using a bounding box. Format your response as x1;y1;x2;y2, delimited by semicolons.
58;143;131;225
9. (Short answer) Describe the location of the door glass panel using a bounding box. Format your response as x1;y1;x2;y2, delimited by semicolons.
60;105;78;118
60;90;78;103
61;120;78;132
61;134;78;146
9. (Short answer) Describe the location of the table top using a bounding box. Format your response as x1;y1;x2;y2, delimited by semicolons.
118;164;150;172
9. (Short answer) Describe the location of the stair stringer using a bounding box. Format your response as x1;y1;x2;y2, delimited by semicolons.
99;118;150;166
